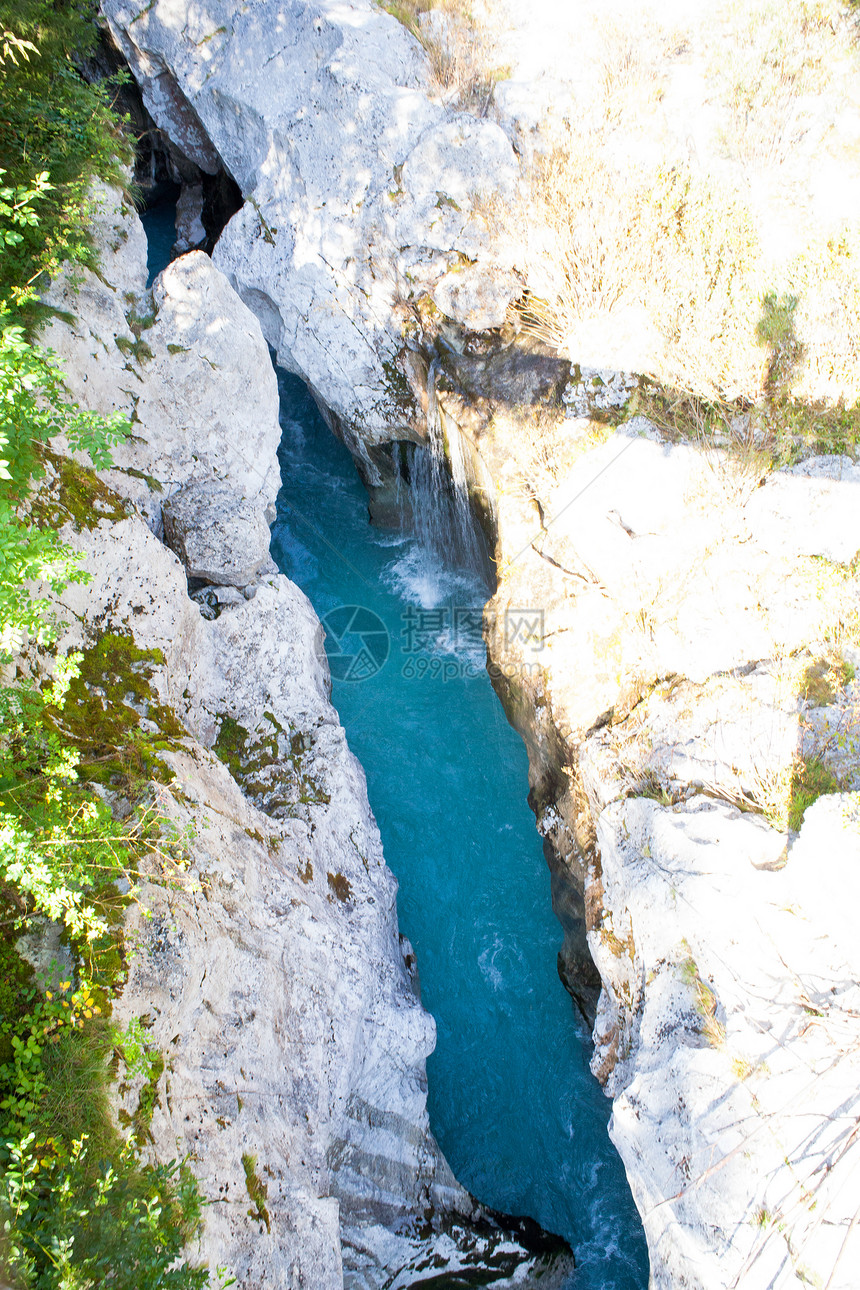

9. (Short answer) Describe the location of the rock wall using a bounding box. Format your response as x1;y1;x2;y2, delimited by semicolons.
40;188;574;1288
100;0;522;456
441;355;860;1289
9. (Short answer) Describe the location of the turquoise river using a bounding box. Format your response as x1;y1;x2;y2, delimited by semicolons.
268;371;649;1289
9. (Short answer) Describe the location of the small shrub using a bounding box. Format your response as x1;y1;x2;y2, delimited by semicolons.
0;8;210;1286
757;291;806;399
0;0;134;308
115;334;154;364
680;955;726;1048
522;142;766;403
799;655;853;706
714;0;843;173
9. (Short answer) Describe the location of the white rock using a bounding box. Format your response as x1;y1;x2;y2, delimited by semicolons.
482;392;860;1289
173;180;206;252
588;793;860;1290
433;265;520;331
101;0;523;443
162;480;271;585
747;458;860;562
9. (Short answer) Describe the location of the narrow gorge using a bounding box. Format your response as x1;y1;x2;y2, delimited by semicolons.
7;1;860;1289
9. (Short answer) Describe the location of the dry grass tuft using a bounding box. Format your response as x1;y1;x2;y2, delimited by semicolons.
714;0;845;173
680;954;727;1048
520;137;766;402
382;0;505;110
791;229;860;404
512;0;860;424
388;0;860;428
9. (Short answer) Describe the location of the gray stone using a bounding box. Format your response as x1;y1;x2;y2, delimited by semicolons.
173;180;206;253
42;224;282;530
433;265;520;331
162;481;271;586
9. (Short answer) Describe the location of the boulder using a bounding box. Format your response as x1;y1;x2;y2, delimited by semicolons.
162;481;271;586
41;201;282;526
173;180;206;253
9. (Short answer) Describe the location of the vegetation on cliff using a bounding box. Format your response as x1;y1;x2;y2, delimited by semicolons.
0;5;208;1287
520;0;860;465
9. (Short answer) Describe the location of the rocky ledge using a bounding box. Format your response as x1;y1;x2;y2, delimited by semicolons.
37;188;574;1287
101;0;523;457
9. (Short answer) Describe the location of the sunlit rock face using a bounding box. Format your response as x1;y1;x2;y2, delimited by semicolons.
101;0;522;453
161;480;273;587
41;196;282;530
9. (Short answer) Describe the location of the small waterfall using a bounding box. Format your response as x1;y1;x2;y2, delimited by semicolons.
400;360;490;585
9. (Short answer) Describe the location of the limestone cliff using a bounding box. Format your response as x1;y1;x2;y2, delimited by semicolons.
40;188;574;1288
100;0;522;455
443;357;860;1289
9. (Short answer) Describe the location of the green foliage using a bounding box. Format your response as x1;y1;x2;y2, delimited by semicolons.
0;943;35;1063
0;169;52;251
241;1153;271;1232
757;291;806;399
0;653;205;1281
0;0;133;307
0;312;127;482
2;1130;207;1290
0;306;129;657
0;969;207;1289
0;658;123;942
0;602;206;1290
0;12;212;1286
